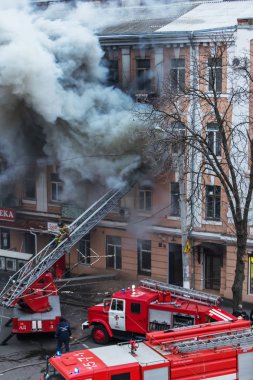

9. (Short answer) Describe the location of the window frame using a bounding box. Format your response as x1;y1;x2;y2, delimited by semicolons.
78;235;91;265
51;173;63;202
207;123;221;156
171;182;180;217
106;235;122;270
170;58;185;93
139;187;152;211
208;57;222;93
136;58;151;92
205;185;221;221
137;239;151;275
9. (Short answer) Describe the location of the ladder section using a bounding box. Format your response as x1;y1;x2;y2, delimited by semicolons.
163;328;253;354
0;184;132;308
140;279;222;306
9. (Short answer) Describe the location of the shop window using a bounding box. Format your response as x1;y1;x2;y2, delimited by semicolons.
207;123;221;156
137;239;151;275
208;57;222;93
205;185;221;221
6;258;16;271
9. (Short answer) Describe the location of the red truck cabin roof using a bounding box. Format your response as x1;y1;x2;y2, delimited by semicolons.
49;346;141;379
113;287;158;303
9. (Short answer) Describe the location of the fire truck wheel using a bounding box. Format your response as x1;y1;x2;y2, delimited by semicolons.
47;375;64;380
91;324;109;345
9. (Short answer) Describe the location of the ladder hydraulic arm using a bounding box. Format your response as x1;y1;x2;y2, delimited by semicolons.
0;184;132;308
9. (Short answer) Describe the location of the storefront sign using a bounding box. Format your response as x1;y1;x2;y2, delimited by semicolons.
47;222;59;233
0;207;16;222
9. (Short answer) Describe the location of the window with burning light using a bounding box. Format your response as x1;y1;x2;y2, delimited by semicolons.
205;185;221;221
170;58;185;93
137;239;151;275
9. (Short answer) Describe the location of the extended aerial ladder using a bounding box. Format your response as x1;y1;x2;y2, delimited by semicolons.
140;278;222;306
0;184;132;309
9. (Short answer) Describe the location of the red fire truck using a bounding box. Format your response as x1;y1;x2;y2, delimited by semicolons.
83;278;236;344
41;319;253;380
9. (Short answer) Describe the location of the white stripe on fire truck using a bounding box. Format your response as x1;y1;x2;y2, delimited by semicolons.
208;309;233;321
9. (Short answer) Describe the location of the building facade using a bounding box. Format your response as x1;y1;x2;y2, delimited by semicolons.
1;1;253;303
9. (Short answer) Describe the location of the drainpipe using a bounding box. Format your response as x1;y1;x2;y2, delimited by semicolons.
188;32;198;289
30;231;37;255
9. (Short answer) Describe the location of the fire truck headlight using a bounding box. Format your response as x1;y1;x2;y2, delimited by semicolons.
74;367;80;374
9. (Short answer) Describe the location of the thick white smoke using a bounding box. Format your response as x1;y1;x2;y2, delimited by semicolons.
0;0;148;202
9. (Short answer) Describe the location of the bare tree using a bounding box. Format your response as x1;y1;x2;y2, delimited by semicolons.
140;34;253;309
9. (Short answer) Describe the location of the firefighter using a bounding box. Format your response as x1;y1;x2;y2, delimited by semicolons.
55;317;72;353
54;221;70;245
232;304;249;320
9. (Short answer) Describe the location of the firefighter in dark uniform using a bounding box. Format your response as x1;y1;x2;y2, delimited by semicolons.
55;317;72;353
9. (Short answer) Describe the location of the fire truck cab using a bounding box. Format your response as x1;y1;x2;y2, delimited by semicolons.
84;278;236;344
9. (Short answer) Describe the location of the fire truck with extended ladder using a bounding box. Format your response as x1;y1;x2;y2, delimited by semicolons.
41;319;253;380
0;184;133;344
83;278;236;344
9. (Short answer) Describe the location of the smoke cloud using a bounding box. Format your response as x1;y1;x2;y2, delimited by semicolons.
0;0;150;203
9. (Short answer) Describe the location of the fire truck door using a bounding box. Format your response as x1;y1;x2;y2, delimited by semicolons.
143;366;169;380
109;299;126;331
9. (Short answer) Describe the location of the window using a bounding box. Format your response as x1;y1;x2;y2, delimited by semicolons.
207;123;221;156
106;236;122;269
249;255;253;294
208;57;222;93
137;239;151;275
136;58;151;91
131;302;141;314
170;58;185;93
51;173;63;202
171;122;185;154
205;185;221;220
0;257;5;270
107;59;119;86
24;169;36;199
111;374;130;380
111;299;124;311
24;232;35;254
139;188;152;211
171;182;180;216
6;258;16;271
78;235;90;265
17;260;26;270
0;229;10;249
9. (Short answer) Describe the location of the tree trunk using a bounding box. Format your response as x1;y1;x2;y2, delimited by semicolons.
232;231;247;310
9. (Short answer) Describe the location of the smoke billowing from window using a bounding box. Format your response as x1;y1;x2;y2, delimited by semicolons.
0;0;148;202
